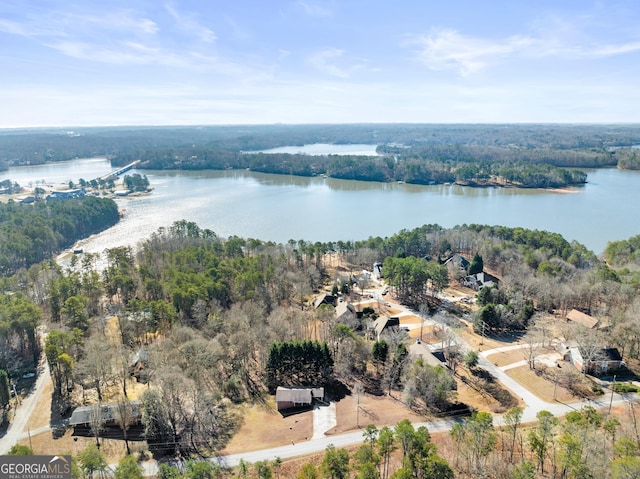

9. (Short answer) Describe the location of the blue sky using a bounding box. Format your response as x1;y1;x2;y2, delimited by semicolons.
1;0;640;127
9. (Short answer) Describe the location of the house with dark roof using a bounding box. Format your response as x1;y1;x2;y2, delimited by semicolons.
461;272;499;291
373;262;383;279
373;315;400;340
565;344;624;375
313;294;337;309
445;254;470;279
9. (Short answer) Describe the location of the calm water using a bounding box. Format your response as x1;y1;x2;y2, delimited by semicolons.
3;156;639;256
254;143;380;156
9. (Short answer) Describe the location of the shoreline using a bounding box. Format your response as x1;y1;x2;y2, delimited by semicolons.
0;182;152;204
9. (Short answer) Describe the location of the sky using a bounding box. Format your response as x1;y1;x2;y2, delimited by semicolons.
1;0;640;128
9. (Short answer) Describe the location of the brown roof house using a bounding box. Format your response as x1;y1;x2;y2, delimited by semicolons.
275;386;325;412
566;309;599;329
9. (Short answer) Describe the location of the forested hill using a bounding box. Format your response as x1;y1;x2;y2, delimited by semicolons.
2;124;640;187
0;196;119;275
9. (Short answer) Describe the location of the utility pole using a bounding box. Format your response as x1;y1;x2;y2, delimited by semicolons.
609;375;617;414
28;421;33;451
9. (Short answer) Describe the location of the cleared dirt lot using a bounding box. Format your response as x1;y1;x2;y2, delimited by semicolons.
222;401;313;454
506;365;581;403
329;393;424;434
486;349;527;367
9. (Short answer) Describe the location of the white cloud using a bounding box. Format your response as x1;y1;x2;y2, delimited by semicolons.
0;9;158;38
309;48;349;77
66;11;159;36
410;26;640;75
590;41;640;57
294;1;332;18
411;28;535;75
0;18;33;36
165;3;216;43
307;48;370;78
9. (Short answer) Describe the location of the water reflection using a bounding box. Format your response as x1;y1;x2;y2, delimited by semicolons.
4;158;640;255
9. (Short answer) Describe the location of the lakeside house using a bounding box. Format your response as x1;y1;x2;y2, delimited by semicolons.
46;188;86;201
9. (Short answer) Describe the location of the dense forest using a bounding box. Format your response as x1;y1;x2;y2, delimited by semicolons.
2;124;640;188
2;216;640;475
0;196;119;275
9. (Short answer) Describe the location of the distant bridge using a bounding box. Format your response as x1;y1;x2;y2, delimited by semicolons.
99;160;141;181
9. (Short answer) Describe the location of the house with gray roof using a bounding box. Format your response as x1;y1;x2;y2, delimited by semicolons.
69;401;141;427
275;387;324;411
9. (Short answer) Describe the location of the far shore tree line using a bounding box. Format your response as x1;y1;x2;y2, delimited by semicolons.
4;125;640;192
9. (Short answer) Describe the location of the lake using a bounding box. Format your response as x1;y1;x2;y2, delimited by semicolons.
2;154;639;256
252;143;380;156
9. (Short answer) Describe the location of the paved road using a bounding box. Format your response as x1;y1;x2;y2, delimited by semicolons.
134;298;633;476
138;392;630;477
0;360;51;455
5;292;626;476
